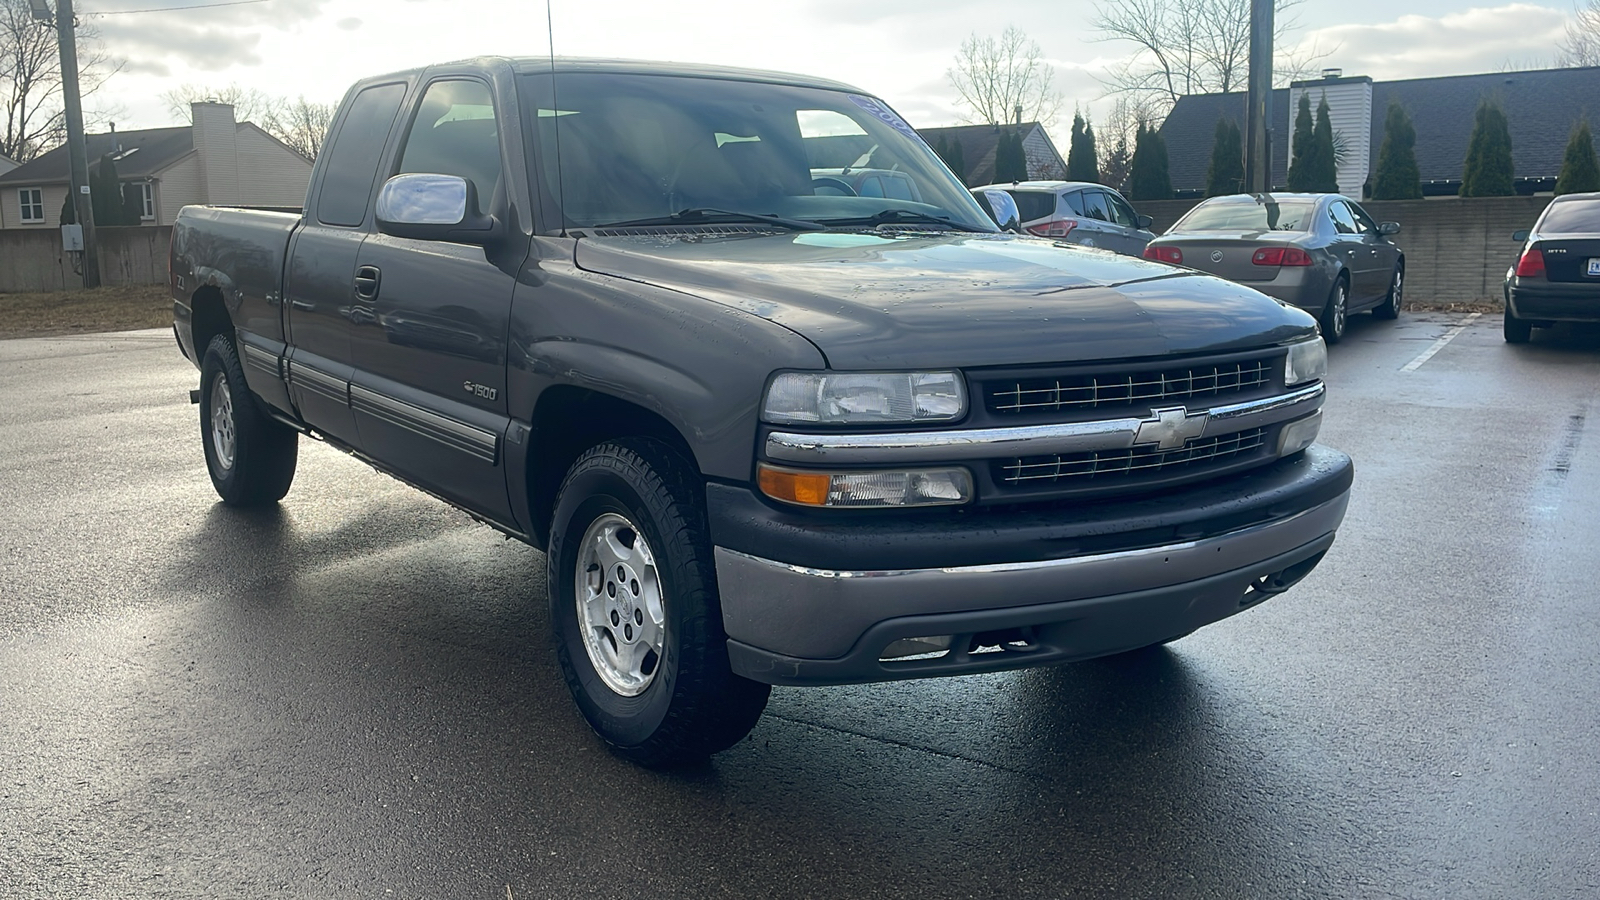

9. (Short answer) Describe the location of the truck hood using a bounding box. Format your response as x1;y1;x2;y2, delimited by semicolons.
574;231;1316;369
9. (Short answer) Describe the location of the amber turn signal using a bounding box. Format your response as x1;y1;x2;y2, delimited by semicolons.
758;465;833;507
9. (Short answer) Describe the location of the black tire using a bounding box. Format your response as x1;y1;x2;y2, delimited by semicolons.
199;334;297;506
547;438;770;768
1320;276;1349;344
1504;307;1532;343
1374;264;1403;320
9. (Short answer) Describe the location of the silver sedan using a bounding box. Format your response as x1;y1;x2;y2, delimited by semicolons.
1143;193;1404;343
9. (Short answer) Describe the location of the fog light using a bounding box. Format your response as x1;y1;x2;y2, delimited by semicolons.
880;635;953;660
757;463;973;508
1278;411;1322;456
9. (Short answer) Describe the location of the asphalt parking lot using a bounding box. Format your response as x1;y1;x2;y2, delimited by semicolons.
2;312;1598;899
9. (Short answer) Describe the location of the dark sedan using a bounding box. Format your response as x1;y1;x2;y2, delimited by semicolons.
1504;191;1600;343
1143;193;1404;343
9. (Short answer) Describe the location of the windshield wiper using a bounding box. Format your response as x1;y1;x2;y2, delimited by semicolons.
817;209;987;233
596;207;824;231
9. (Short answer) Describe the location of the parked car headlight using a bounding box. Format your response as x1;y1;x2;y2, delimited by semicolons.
762;371;966;425
1284;338;1326;387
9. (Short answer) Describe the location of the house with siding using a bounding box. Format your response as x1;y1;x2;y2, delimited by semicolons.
0;151;17;177
915;122;1067;187
1160;66;1600;198
0;102;312;229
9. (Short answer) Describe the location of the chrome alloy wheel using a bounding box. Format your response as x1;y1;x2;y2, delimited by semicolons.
575;512;667;696
1392;268;1404;310
1332;282;1347;336
210;373;237;471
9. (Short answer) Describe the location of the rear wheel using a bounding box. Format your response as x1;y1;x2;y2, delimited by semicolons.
199;334;297;506
548;438;770;768
1504;306;1533;343
1320;277;1349;344
1374;265;1403;319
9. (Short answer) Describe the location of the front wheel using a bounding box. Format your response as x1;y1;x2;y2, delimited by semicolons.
199;334;297;506
1320;277;1349;344
548;438;770;767
1374;265;1403;320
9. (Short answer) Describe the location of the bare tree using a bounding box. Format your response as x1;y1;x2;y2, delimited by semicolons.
1096;93;1162;188
947;26;1063;127
1559;0;1600;67
163;82;335;159
1093;0;1330;121
0;0;118;162
260;96;333;160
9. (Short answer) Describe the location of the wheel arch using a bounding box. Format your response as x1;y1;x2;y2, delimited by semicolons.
190;285;232;360
525;386;702;548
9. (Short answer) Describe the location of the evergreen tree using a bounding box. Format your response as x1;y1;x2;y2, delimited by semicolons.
994;129;1028;183
1066;114;1099;182
91;154;134;226
121;182;145;224
1310;94;1339;192
1128;123;1172;200
1371;101;1423;200
1205;118;1244;196
60;193;76;225
1460;100;1515;197
1286;92;1315;191
1555;121;1600;195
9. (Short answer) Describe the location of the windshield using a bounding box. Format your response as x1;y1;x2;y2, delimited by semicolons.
520;72;995;232
1172;198;1318;233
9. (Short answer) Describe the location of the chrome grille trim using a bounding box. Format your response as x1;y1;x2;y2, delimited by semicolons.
764;383;1322;465
997;428;1267;484
988;359;1273;414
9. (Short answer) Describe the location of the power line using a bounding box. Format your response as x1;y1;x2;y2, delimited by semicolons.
89;0;270;15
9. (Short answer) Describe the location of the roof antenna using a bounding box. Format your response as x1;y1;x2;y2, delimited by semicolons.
547;0;568;238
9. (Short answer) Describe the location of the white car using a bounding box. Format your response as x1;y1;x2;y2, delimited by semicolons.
974;180;1155;256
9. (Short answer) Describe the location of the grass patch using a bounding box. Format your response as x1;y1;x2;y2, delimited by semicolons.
0;284;171;339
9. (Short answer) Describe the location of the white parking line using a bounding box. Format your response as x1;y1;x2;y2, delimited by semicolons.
1400;313;1482;372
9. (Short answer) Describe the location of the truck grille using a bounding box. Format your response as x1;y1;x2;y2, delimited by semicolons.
996;428;1267;485
988;358;1273;414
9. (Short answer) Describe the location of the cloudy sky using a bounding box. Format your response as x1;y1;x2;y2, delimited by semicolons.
79;0;1578;145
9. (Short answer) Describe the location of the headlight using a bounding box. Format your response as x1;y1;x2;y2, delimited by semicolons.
1284;337;1326;387
762;371;966;425
757;463;973;508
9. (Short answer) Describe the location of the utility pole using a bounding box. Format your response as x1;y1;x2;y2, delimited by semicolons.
1244;0;1274;194
53;0;101;287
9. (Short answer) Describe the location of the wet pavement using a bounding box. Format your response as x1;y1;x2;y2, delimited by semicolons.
2;315;1598;899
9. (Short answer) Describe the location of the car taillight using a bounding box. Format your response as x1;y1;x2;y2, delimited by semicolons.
1143;245;1182;264
1026;218;1077;238
1515;248;1546;278
1252;247;1313;266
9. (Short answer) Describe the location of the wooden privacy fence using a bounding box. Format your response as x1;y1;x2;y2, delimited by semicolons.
0;226;172;293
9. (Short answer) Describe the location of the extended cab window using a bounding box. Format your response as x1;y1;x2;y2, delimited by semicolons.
317;82;407;227
396;80;502;208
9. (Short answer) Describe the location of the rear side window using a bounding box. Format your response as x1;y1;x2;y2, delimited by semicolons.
1005;190;1056;222
1539;197;1600;233
1329;202;1360;235
1079;190;1112;222
316;82;407;227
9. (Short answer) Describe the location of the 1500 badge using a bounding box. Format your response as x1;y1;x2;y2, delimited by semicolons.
464;381;498;400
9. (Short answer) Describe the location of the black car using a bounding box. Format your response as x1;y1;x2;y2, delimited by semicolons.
1505;191;1600;342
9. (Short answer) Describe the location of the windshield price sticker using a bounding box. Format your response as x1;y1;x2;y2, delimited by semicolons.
849;95;920;141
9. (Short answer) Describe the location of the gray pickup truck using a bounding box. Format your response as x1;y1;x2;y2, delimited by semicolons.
170;57;1352;767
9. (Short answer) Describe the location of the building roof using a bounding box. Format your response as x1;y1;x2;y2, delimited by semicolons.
1160;65;1600;195
0;125;194;186
0;151;17;175
916;122;1065;187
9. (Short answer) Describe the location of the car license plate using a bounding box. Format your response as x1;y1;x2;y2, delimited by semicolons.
1589;258;1600;277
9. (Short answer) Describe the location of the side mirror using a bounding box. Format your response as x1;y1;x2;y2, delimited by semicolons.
1511;229;1530;242
1378;221;1401;236
973;189;1022;233
1135;214;1154;230
376;173;500;245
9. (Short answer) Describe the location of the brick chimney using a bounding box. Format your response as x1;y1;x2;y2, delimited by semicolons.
191;101;240;205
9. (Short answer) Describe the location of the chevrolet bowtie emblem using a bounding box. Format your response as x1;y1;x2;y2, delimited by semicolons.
1134;406;1209;450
